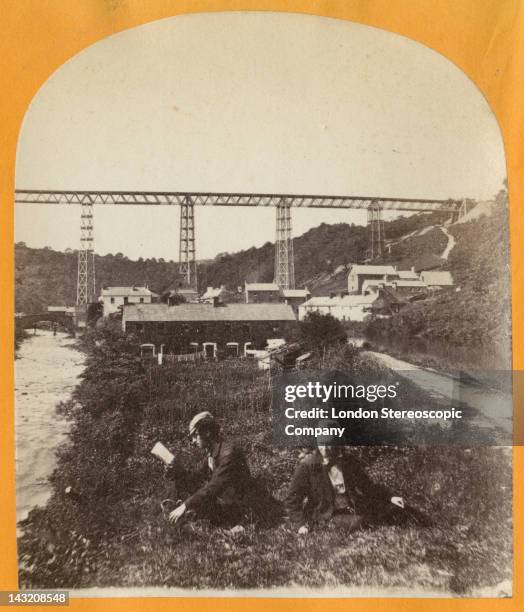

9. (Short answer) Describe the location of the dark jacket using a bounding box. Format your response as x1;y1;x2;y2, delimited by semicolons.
285;451;395;527
184;439;254;510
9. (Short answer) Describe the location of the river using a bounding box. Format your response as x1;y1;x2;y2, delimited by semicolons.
15;330;85;524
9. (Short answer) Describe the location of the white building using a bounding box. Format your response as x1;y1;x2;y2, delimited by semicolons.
420;271;454;289
100;286;153;317
347;264;399;294
200;286;226;303
299;294;377;322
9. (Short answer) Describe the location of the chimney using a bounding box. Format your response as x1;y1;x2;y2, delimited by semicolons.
329;292;335;298
213;296;220;307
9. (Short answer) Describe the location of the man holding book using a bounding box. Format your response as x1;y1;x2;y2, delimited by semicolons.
160;411;271;527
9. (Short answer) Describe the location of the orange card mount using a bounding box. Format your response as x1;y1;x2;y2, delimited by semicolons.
1;1;523;611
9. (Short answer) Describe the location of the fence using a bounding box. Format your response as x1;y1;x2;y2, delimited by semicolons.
162;349;207;363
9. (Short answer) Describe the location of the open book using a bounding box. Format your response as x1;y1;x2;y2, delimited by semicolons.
150;441;175;466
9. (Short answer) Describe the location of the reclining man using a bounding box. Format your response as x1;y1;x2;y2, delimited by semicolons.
286;422;424;534
165;411;279;527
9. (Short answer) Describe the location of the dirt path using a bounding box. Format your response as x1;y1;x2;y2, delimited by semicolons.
15;330;85;524
439;225;456;260
365;351;512;437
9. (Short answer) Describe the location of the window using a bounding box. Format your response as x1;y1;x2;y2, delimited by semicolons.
124;297;129;305
110;297;115;304
140;298;144;303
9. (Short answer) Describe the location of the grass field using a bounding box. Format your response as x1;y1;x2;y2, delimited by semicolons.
17;325;512;595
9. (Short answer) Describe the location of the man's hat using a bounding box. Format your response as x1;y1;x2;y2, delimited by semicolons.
188;411;215;436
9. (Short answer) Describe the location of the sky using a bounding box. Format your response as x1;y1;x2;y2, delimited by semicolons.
15;12;506;261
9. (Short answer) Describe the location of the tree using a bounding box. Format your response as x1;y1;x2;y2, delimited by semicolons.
298;311;346;351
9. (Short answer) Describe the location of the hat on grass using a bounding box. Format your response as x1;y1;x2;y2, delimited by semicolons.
188;411;215;436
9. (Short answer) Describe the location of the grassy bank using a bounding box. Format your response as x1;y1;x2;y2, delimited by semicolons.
18;323;512;593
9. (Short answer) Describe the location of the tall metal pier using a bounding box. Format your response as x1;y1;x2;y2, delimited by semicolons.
274;200;295;290
178;196;197;288
367;200;385;260
76;195;96;305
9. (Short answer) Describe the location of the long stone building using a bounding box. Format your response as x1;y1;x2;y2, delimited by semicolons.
122;302;297;355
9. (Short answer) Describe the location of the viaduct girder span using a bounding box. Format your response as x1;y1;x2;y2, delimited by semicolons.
14;189;465;304
15;189;461;212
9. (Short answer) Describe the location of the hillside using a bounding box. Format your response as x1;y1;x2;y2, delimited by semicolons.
14;248;180;314
365;195;511;368
15;210;446;313
198;210;450;293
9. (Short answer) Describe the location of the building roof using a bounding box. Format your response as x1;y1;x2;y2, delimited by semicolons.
349;265;398;276
396;280;427;288
420;271;454;286
123;303;297;323
245;283;281;292
177;288;199;295
301;294;377;308
101;286;152;297
283;289;310;298
397;270;420;280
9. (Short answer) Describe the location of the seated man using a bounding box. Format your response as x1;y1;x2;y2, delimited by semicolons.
286;425;420;534
166;411;274;527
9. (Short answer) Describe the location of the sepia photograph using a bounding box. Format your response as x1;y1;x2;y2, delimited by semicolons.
13;11;512;597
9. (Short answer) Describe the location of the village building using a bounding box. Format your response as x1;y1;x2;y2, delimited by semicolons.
397;267;419;281
281;288;311;314
245;282;282;303
298;294;377;322
420;270;454;289
162;287;200;304
100;286;154;317
175;288;200;303
361;278;427;297
122;302;297;356
47;306;76;314
369;288;410;317
347;264;399;294
200;286;226;303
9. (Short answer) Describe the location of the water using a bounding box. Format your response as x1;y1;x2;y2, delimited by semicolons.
15;330;85;524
